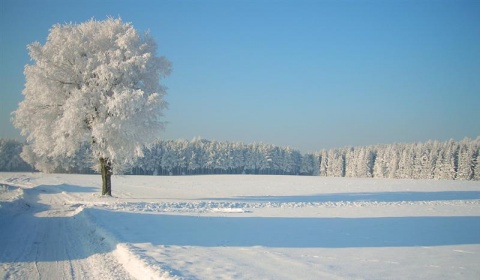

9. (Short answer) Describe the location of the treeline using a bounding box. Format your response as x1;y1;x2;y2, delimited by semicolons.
318;137;480;180
132;138;316;175
1;137;479;180
0;138;316;175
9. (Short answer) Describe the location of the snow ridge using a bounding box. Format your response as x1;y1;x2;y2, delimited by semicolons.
80;208;179;280
95;199;480;214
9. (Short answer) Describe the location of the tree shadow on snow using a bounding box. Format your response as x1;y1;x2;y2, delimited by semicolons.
205;191;480;203
87;209;480;248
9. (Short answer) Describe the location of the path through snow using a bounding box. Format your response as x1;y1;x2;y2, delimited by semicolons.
0;180;135;280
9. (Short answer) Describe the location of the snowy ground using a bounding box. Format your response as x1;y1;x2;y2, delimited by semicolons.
1;173;479;279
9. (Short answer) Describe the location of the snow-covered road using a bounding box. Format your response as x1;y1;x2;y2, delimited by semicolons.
1;173;479;279
0;180;134;280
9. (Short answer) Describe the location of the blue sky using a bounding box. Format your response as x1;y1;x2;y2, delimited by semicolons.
1;0;479;152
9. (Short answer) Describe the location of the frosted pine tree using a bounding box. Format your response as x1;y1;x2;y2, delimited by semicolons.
327;149;345;177
319;150;328;176
300;153;316;175
396;144;415;179
456;138;476;180
344;148;355;177
12;18;171;195
433;141;456;180
372;145;388;178
474;139;480;181
414;141;436;179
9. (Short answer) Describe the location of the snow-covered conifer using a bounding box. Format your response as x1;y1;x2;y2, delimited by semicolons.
473;138;480;181
300;153;315;175
456;138;476;180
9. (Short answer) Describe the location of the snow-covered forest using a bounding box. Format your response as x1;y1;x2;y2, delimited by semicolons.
132;138;311;176
1;137;479;180
318;137;480;181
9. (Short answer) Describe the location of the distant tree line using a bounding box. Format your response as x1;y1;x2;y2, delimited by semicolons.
132;138;314;175
1;137;479;180
0;138;315;175
317;137;480;181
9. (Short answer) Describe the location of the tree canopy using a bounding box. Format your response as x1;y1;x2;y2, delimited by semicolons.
12;18;171;194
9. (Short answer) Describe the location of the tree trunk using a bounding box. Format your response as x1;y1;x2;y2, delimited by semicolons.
100;157;112;196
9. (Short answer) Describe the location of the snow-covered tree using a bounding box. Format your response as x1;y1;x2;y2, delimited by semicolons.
372;144;401;179
344;147;356;177
433;141;457;180
300;153;316;175
473;137;480;181
326;148;345;177
12;18;171;195
413;141;437;179
456;138;477;180
319;150;328;176
0;139;32;172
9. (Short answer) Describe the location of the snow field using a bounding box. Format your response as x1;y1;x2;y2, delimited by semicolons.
1;173;480;279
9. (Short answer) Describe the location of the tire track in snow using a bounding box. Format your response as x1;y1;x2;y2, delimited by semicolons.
0;183;135;280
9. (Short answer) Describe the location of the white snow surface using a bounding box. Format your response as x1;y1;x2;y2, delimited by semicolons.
1;173;479;279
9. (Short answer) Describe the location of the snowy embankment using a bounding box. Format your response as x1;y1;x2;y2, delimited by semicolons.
1;173;479;279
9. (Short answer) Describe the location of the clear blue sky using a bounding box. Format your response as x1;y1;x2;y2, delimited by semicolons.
1;0;479;152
